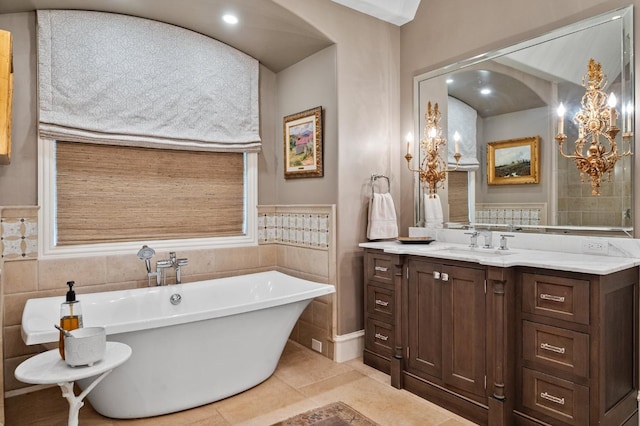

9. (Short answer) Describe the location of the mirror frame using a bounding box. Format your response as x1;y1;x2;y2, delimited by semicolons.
412;6;634;237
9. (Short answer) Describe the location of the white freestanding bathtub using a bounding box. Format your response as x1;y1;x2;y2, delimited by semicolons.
21;270;335;419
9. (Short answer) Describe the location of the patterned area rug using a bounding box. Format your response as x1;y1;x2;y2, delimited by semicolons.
272;401;380;426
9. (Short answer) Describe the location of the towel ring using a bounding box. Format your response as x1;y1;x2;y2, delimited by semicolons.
370;174;390;196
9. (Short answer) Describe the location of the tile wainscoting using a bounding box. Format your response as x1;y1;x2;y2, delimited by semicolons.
0;204;337;396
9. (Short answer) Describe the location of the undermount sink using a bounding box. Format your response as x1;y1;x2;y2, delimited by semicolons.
438;247;515;257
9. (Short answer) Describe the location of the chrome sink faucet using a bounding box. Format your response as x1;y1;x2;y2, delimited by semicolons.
464;231;479;248
478;230;492;248
499;234;514;250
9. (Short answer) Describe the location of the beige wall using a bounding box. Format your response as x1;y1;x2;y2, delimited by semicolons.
399;0;640;234
275;45;338;205
274;0;401;335
0;12;36;206
258;64;278;205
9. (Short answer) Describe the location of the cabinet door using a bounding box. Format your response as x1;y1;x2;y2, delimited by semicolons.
407;259;442;380
442;264;486;397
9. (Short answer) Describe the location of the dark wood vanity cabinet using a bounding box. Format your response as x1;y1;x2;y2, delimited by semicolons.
363;250;402;383
362;248;638;425
404;257;487;400
515;267;639;426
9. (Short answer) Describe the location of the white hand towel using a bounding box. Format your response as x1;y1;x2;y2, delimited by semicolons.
424;194;444;229
367;192;399;240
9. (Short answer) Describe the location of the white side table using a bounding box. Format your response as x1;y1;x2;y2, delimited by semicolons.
15;341;131;426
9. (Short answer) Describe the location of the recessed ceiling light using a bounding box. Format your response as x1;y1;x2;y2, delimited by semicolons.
480;88;491;95
222;14;239;25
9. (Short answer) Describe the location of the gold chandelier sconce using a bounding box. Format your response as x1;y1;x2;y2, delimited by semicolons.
405;101;461;196
555;58;633;196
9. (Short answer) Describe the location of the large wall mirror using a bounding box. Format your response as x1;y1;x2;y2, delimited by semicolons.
413;6;634;237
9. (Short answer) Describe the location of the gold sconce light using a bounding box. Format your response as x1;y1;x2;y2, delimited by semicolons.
405;101;461;196
555;58;633;196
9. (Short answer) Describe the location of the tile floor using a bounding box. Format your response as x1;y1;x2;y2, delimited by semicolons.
5;341;477;425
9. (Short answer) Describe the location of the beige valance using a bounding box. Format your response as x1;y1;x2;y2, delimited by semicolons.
37;10;260;152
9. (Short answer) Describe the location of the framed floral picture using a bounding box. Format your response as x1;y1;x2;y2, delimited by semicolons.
487;136;539;185
283;106;323;178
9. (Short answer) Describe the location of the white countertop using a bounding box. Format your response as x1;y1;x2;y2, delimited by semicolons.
359;240;640;275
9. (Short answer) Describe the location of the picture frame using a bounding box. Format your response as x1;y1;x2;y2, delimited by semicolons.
487;136;539;185
283;106;323;179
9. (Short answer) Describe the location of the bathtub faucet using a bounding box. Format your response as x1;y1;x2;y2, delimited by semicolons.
155;259;172;286
169;251;189;284
139;249;188;286
137;245;167;286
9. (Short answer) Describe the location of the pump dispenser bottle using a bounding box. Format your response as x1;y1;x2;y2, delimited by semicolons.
58;280;83;359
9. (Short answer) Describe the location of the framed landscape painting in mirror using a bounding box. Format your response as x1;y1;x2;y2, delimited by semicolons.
487;136;539;185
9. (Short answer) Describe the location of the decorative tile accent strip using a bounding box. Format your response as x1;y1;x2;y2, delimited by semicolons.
257;205;333;250
1;206;40;260
0;205;330;258
475;203;547;227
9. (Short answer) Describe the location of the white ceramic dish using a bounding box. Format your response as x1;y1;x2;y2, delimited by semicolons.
64;327;106;367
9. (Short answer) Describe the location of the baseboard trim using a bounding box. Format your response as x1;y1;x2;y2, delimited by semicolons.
332;329;364;362
5;383;54;398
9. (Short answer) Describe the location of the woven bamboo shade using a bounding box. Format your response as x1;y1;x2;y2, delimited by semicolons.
448;171;469;223
56;142;244;245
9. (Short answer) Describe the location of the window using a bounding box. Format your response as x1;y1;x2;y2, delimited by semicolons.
39;140;257;257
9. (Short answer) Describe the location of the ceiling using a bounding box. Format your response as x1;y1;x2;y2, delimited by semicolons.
444;14;625;118
330;0;421;26
0;0;334;72
447;70;546;118
0;0;422;72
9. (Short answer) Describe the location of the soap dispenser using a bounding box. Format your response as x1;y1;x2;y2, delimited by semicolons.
58;280;83;359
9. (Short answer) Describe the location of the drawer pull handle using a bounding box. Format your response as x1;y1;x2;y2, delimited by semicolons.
375;299;389;307
539;293;565;303
374;266;389;272
540;392;565;406
540;343;566;354
375;333;389;341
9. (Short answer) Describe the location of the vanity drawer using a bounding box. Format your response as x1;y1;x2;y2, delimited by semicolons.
522;273;589;325
366;283;394;322
366;252;394;285
522;367;589;425
522;321;589;379
365;318;394;358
